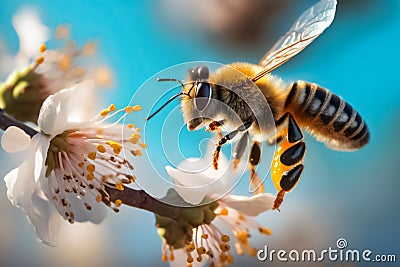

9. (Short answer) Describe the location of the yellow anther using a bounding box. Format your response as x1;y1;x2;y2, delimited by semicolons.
127;123;135;129
259;227;272;235
113;147;121;155
134;149;142;156
73;66;86;78
87;164;96;173
129;133;141;144
97;144;106;153
115;199;122;207
77;162;84;168
96;194;102;202
238;213;245;221
169;253;175;262
187;263;192;267
219;208;229;216
108;104;116;111
196;255;202;262
106;141;122;150
115;182;124;191
83;42;97;56
221;235;230;243
161;254;168;262
124;105;142;114
197;247;206;255
36;56;45;65
39;44;47;53
124;106;134;114
140;142;147;149
186;243;195;253
219;254;228;262
88;152;96;160
187;256;194;263
219;243;230;252
227;254;234;264
59;56;71;70
55;25;70;39
87;172;94;181
136;128;141;132
100;109;109;116
94;67;113;87
201;234;209;239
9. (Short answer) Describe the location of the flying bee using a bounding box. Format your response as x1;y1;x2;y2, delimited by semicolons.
147;0;369;210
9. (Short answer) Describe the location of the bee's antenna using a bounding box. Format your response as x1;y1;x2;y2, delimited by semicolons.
146;92;186;121
157;78;186;90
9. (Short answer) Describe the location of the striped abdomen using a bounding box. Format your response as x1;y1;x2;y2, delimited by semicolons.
284;81;369;151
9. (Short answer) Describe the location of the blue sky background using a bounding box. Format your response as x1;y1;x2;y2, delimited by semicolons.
0;0;399;266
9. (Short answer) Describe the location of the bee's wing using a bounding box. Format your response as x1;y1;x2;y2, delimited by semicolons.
252;0;337;82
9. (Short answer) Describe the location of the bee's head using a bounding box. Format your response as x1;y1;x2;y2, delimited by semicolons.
146;65;213;130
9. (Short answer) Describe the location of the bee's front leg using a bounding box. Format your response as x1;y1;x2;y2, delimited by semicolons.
271;114;305;210
213;120;252;170
206;119;225;139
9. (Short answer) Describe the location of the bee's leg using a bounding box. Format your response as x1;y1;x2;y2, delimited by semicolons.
232;132;249;170
213;120;252;170
206;120;225;132
206;119;225;139
248;141;265;195
271;114;305;210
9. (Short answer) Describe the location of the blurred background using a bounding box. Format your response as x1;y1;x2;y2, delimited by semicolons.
0;0;399;266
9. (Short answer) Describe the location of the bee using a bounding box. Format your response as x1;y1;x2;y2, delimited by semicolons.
147;0;369;210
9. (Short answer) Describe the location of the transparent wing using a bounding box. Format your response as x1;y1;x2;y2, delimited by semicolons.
252;0;337;82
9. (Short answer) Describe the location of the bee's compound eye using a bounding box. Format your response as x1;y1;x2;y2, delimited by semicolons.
198;66;209;80
195;82;212;111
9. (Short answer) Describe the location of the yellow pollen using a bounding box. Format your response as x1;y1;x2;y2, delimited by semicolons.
219;243;230;252
77;162;84;168
96;194;102;202
127;123;135;129
107;141;122;149
113;147;121;155
115;199;122;207
169;253;175;262
220;254;228;262
87;164;96;173
161;254;168;262
87;172;94;180
97;144;106;153
100;109;109;116
83;42;97;56
219;208;229;216
134;149;142;157
108;104;116;111
201;234;209;239
136;128;141;132
59;55;71;70
187;256;194;263
124;105;142;114
36;56;45;65
196;256;202;262
186;243;195;253
39;44;47;53
259;227;272;235
140;142;147;149
55;25;70;39
115;182;124;191
197;247;206;255
221;235;230;243
88;152;97;160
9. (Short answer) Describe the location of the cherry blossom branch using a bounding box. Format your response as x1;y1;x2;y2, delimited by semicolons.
0;109;204;222
0;109;38;137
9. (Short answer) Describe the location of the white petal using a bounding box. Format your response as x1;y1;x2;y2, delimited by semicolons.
1;126;31;153
221;193;275;216
12;7;49;67
25;187;61;246
38;87;76;135
4;134;48;207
